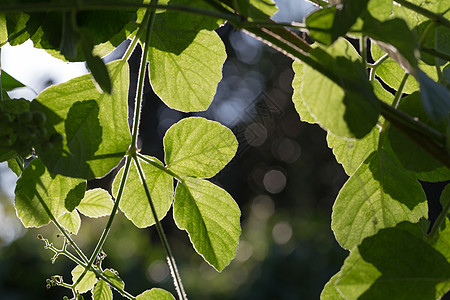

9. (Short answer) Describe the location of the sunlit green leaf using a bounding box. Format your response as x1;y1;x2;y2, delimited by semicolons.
291;61;316;123
57;210;81;234
301;39;379;138
112;156;173;228
306;0;369;45
332;151;428;250
432;210;450;263
367;0;393;21
77;188;114;218
93;279;112;300
32;60;130;179
0;13;7;43
79;27;112;94
72;265;97;294
387;92;450;182
363;17;418;70
393;0;450;30
15;158;85;228
234;0;278;20
136;288;175;300
174;177;241;271
103;269;124;290
164;117;237;178
7;157;22;177
148;29;226;112
327;126;379;176
334;226;450;299
321;272;346;300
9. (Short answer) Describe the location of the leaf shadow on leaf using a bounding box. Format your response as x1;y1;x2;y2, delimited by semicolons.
64;182;87;212
33;99;109;179
367;151;425;211
149;0;219;55
357;224;450;299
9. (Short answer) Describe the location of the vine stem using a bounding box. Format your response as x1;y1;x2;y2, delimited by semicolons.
133;155;187;300
73;155;133;291
136;153;183;182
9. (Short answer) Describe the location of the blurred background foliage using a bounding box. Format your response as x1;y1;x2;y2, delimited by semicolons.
1;1;445;299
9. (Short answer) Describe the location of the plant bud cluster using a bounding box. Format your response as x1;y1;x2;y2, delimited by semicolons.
0;100;62;157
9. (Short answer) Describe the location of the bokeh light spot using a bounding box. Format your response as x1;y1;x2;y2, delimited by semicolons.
146;260;170;283
263;169;287;194
272;222;293;245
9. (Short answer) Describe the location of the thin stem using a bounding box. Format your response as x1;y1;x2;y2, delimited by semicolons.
34;192;89;264
133;156;187;300
130;4;158;149
137;152;183;182
73;155;132;289
392;73;409;108
394;0;450;29
360;36;367;65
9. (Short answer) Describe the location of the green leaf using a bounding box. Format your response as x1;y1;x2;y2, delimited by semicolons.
334;226;450;299
393;0;450;30
366;0;393;21
387;92;450;182
174;177;241;271
14;158;85;228
440;184;450;212
305;0;369;45
418;69;450;122
79;27;112;94
321;272;346;300
112;156;173;228
233;0;278;20
291;61;317;123
363;16;418;70
77;188;114;218
148;29;226;112
93;279;112;300
432;214;450;263
7;157;22;177
301;39;379;138
72;265;97;294
332;150;428;250
0;13;7;44
65;182;87;212
326;126;379;176
57;210;81;234
136;288;175;300
103;269;124;290
32;60;130;179
164;117;238;178
1;70;26;91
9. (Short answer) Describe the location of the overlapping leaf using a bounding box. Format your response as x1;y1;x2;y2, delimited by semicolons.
72;265;97;294
112;156;173;228
332;226;450;299
387;92;450;181
14;158;85;228
173;177;241;271
299;38;379;138
327;127;379;176
93;279;112;300
164;117;238;178
32;60;130;179
305;0;369;45
332;150;428;250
